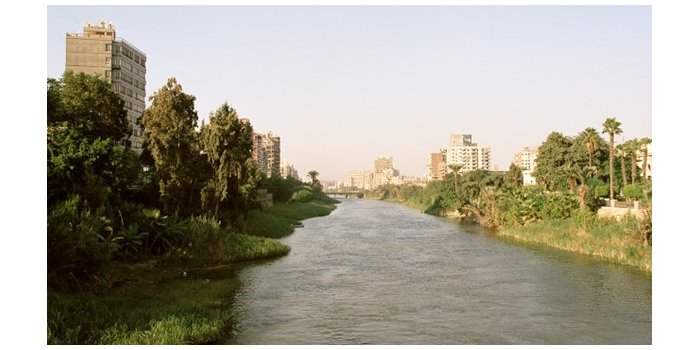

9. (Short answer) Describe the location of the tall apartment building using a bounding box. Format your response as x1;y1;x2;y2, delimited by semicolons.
252;132;281;177
427;149;447;180
65;21;147;152
450;134;473;147
446;134;491;173
281;162;300;180
374;157;394;173
513;146;538;185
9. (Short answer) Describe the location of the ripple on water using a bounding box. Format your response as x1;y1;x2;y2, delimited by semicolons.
228;199;651;345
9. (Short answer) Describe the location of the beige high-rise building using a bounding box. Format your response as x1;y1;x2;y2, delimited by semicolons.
65;21;147;152
252;131;281;177
374;156;393;173
513;146;539;185
427;149;447;180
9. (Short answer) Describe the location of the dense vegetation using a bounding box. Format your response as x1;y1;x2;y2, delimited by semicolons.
47;72;337;344
370;120;651;271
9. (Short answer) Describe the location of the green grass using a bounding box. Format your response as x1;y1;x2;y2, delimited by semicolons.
48;198;338;344
498;216;651;272
241;200;337;238
223;233;290;261
48;263;240;344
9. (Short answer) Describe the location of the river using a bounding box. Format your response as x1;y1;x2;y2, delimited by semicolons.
227;199;651;344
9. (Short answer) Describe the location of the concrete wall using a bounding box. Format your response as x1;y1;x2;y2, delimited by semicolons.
597;206;644;220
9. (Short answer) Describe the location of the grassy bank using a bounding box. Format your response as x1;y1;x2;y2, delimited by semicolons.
382;196;651;273
497;216;651;272
48;199;337;344
241;199;338;238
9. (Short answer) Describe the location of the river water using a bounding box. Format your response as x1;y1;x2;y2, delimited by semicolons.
227;199;651;344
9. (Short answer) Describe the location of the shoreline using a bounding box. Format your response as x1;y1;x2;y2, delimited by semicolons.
378;198;651;274
48;199;338;345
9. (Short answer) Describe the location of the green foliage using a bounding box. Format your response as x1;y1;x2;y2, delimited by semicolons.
504;163;523;188
260;175;303;202
47;195;116;289
140;78;201;217
181;216;225;261
622;184;644;201
47;275;239;344
532;132;574;191
48;72;130;141
199;103;261;220
291;189;313;203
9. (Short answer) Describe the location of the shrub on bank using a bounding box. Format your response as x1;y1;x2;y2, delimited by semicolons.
290;189;313;203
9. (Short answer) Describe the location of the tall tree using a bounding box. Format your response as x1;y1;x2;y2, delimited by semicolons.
200;103;259;217
505;163;523;188
625;139;640;185
140;78;199;216
307;170;320;185
532;132;573;191
47;72;138;207
580;127;601;169
602;117;623;201
639;137;652;181
448;164;463;193
617;143;628;187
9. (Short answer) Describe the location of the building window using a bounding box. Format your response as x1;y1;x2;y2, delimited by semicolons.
105;70;111;79
105;56;111;64
105;43;111;51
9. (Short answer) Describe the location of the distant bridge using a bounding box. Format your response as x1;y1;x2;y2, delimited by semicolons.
324;191;365;199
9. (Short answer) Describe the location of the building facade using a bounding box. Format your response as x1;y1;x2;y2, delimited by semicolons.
281;162;300;180
65;21;147;152
252;132;281;177
636;143;652;181
427;149;447;180
513;146;539;185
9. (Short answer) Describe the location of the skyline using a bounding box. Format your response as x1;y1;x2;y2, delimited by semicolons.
47;6;651;181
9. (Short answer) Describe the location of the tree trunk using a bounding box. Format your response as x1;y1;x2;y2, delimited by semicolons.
609;135;615;200
631;152;637;185
620;150;628;188
642;148;649;181
578;184;588;209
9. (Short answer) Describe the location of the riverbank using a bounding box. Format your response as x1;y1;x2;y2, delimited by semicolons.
379;197;651;273
497;216;651;272
48;199;338;344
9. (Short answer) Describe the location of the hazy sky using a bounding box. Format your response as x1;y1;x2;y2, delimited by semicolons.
47;6;651;181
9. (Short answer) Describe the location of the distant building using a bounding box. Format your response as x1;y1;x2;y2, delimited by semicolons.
251;131;281;177
446;135;491;173
636;143;652;181
281;162;300;180
348;170;373;190
427;149;447;180
450;134;473;147
513;146;539;185
374;156;394;173
65;21;147;153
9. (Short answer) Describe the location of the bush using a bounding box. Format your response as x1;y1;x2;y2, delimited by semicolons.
290;189;313;203
48;195;117;289
622;184;644;201
182;216;225;262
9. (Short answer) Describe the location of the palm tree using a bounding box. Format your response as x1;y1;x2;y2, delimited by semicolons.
639;137;651;181
617;143;628;188
448;164;463;193
307;170;319;185
626;139;640;185
581;127;600;169
603;118;622;202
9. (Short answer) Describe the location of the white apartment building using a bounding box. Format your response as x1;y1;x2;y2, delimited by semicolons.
513;146;539;185
446;144;491;173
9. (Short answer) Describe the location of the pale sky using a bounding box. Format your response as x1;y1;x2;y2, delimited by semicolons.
47;6;651;181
